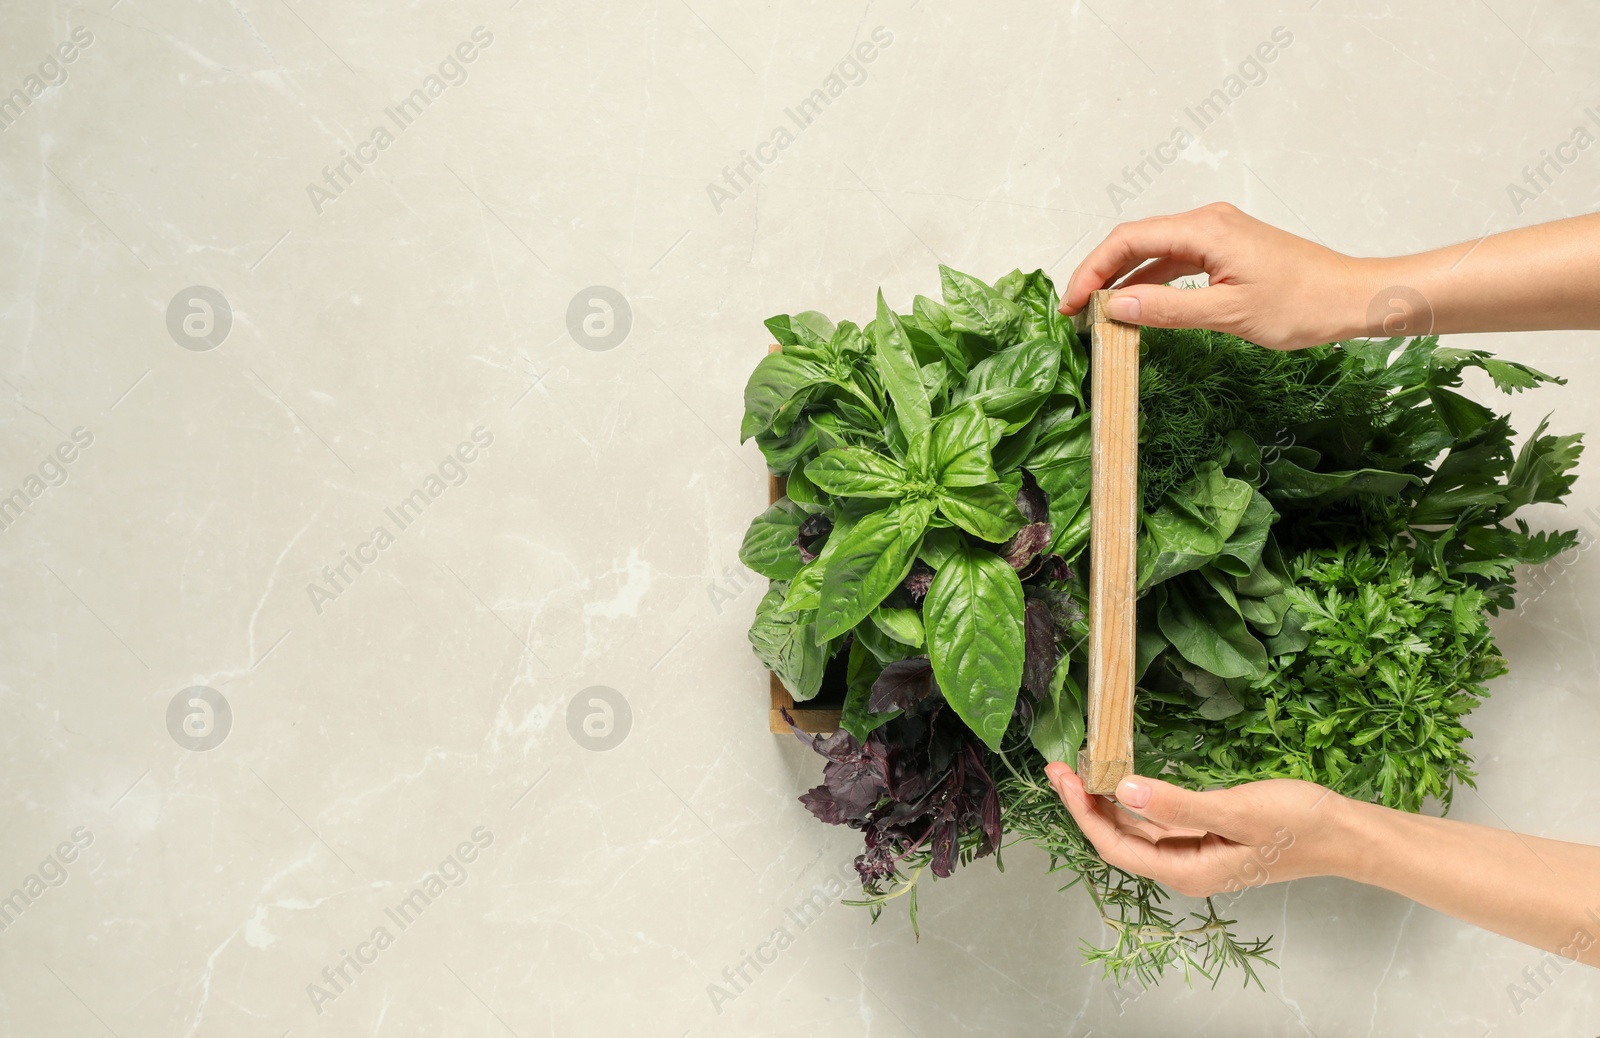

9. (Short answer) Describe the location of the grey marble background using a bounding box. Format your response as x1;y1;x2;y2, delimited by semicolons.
1;1;1597;1035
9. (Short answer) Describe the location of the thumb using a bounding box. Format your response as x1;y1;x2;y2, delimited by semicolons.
1102;283;1241;335
1114;775;1238;835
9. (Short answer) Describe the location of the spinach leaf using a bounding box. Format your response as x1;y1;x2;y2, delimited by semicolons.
1157;577;1269;681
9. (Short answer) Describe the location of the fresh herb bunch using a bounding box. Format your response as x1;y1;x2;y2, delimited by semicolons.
738;264;1581;985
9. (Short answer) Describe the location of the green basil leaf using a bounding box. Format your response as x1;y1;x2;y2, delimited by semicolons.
871;604;926;648
748;583;828;701
740;351;830;441
738;498;809;580
936;482;1027;543
925;542;1025;750
904;320;968;380
815;501;931;640
871;291;933;444
805;447;909;499
753;416;819;475
926;399;999;487
994;268;1068;343
784;466;829;510
780;512;856;613
840;638;897;741
939;265;1024;345
764;311;835;350
952;337;1061;421
1030;660;1084;765
1025;408;1090;470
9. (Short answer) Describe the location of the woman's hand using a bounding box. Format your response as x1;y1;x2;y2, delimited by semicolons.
1059;203;1600;344
1056;202;1369;350
1043;763;1352;897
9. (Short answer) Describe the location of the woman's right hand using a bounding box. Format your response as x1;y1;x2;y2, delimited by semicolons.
1057;202;1374;350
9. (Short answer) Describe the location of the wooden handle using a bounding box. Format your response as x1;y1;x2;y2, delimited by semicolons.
1073;290;1140;794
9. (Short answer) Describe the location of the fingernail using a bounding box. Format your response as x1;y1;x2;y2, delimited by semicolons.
1106;294;1140;322
1116;778;1151;808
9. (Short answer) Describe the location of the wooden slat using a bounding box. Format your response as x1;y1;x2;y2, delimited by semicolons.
763;344;842;735
1073;290;1140;794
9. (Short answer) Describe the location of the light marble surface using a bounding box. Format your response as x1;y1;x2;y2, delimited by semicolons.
1;1;1598;1035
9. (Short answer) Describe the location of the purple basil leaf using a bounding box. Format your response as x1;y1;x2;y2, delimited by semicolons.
930;821;958;878
794;513;834;563
799;785;847;824
902;560;934;601
1022;598;1058;700
869;657;935;713
1002;522;1052;570
1016;470;1048;524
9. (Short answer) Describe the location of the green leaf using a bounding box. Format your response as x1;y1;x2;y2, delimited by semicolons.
924;542;1025;749
1025;408;1090;470
1482;356;1562;393
753;416;818;474
840;638;897;741
1428;387;1495;440
780;511;857;612
1157;577;1269;681
994;267;1066;342
815;501;932;640
740;351;829;441
1501;415;1583;513
1137;463;1254;589
764;311;835;350
940;265;1025;344
784;466;829;509
871;604;926;647
936;482;1027;542
738;498;809;579
1264;454;1423;505
805;447;909;499
925;399;999;487
872;291;933;444
748;583;829;701
1030;662;1085;765
952;337;1061;424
